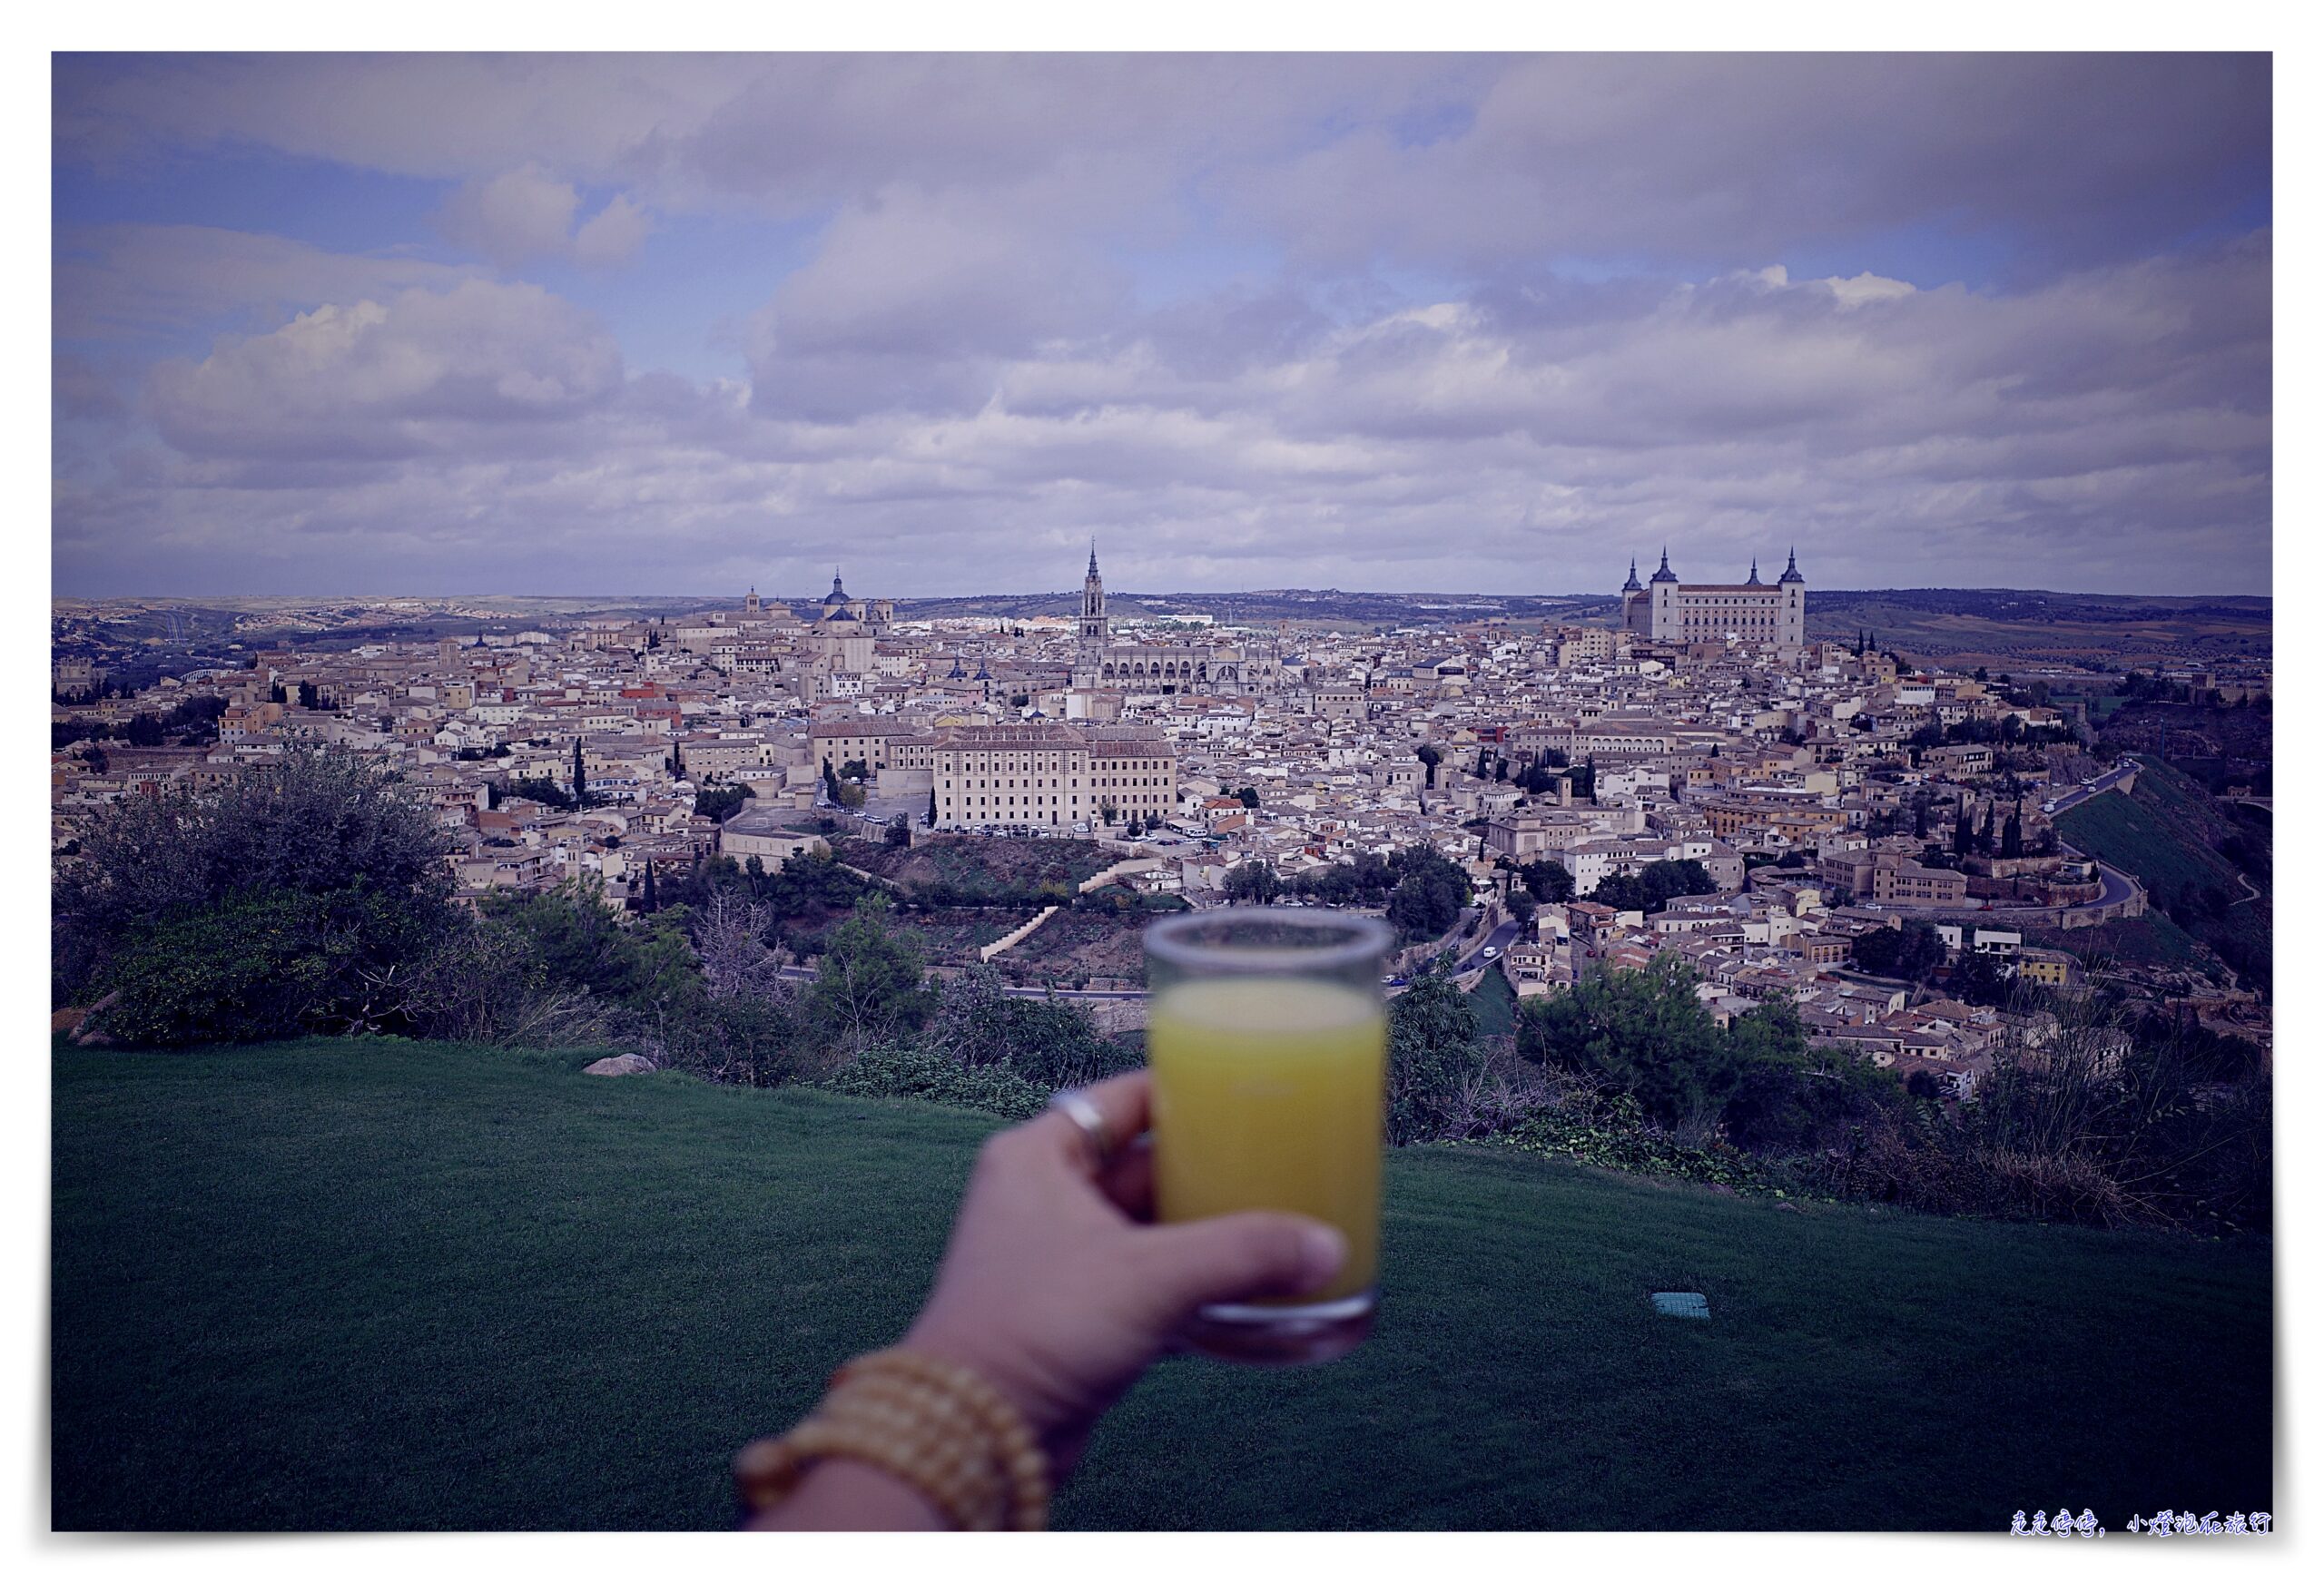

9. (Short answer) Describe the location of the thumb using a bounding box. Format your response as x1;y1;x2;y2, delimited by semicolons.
1132;1213;1348;1321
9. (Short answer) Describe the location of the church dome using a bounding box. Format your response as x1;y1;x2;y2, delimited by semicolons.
822;571;849;605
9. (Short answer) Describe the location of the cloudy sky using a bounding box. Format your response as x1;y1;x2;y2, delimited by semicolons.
52;53;2271;599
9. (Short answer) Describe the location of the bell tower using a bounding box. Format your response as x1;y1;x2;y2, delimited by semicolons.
1080;541;1108;652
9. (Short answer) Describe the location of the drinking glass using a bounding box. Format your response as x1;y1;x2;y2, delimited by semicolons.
1143;907;1394;1364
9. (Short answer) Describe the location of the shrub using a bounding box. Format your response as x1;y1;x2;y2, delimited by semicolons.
1501;1091;1772;1192
820;1045;1048;1120
1386;970;1487;1145
95;890;338;1047
639;993;800;1088
927;965;1137;1090
60;748;459;1041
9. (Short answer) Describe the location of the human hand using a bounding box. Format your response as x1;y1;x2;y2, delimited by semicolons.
901;1069;1348;1475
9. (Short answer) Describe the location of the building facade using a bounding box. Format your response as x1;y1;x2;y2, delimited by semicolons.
1070;546;1283;694
1621;549;1807;647
931;721;1177;831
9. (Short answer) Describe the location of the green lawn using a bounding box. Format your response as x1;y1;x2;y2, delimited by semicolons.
53;1039;2272;1531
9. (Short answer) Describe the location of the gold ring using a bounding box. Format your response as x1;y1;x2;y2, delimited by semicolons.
1048;1087;1112;1171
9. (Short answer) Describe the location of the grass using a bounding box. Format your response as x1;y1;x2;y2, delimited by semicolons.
2056;754;2269;988
1465;965;1518;1038
53;1039;2272;1531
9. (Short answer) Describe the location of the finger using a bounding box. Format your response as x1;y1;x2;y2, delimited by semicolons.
1028;1069;1151;1170
1097;1133;1155;1218
1129;1212;1347;1322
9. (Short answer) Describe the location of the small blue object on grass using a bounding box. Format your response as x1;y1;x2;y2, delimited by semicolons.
1650;1291;1710;1320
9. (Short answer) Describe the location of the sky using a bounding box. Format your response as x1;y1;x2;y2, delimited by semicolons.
50;53;2273;600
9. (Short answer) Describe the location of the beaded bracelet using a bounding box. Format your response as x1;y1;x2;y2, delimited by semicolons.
735;1347;1052;1531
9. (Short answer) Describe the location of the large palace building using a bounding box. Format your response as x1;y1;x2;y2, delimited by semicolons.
1620;548;1807;648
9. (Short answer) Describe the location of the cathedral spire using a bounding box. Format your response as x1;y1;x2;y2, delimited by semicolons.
1088;537;1099;578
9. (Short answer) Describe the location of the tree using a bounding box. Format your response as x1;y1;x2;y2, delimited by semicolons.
297;680;320;710
641;860;659;914
1849;920;1945;983
571;739;589;808
694;784;748;822
1099;801;1118;825
1225;860;1281;904
1386;969;1486;1145
1950;949;2013;1008
927;787;938;827
123;713;165;747
1387;865;1462;940
1416;742;1442;788
885;814;911;848
804;895;930;1047
1236;786;1260;810
1952;802;1972;858
1587;859;1709;915
1514;959;1737;1132
2001;811;2024;859
1519;858;1575;904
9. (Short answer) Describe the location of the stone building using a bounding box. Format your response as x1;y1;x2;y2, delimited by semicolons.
1069;546;1283;694
1620;549;1807;647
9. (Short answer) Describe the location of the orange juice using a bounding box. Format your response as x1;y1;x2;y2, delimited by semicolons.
1147;975;1388;1303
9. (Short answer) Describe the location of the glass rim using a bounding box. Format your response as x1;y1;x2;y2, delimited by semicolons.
1145;906;1395;976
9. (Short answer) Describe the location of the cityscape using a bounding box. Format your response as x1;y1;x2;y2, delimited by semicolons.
46;47;2276;1541
50;544;2273;1082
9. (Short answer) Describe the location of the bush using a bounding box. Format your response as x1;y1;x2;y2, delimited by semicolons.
927;965;1138;1090
820;1045;1049;1120
59;748;459;1041
94;890;339;1047
639;994;800;1088
1386;970;1487;1145
1501;1091;1771;1192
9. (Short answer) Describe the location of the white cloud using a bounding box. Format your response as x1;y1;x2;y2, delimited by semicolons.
573;193;654;265
145;279;624;461
54;224;479;339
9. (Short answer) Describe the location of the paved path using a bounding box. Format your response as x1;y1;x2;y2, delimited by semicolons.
1454;919;1521;974
2044;758;2139;817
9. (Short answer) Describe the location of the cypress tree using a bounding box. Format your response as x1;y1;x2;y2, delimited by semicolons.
572;738;588;808
927;786;938;827
642;860;659;912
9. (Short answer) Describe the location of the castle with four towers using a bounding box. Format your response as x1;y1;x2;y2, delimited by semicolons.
1620;548;1807;648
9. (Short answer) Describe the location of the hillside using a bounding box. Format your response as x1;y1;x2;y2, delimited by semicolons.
53;1039;2269;1530
2056;755;2270;992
